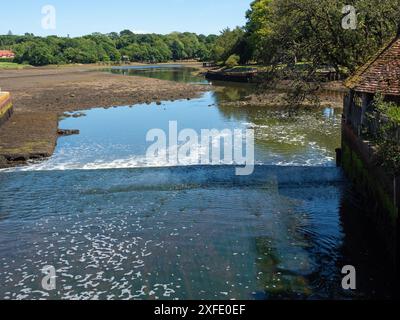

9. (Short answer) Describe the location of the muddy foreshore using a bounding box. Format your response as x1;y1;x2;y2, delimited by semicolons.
0;63;208;168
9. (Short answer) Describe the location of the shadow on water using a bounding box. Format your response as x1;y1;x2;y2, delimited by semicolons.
336;188;396;299
248;170;394;300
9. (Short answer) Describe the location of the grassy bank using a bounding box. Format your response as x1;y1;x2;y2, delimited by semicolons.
0;62;30;70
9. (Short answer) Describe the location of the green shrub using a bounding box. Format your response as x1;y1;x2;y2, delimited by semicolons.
374;94;400;124
225;54;240;68
0;58;14;63
371;94;400;174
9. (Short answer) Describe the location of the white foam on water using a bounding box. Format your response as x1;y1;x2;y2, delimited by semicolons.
1;131;249;172
0;109;338;173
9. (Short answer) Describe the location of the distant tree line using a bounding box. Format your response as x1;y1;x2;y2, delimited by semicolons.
0;31;218;66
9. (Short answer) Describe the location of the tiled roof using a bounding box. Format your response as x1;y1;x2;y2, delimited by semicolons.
345;36;400;96
0;50;15;57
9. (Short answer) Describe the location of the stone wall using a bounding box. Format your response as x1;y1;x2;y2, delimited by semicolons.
341;111;399;265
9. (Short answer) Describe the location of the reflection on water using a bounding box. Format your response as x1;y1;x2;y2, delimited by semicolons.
111;65;209;84
0;65;394;300
212;82;258;103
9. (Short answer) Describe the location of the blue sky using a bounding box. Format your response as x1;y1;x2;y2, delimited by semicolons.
0;0;253;36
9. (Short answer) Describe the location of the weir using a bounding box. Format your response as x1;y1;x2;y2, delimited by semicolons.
0;164;394;299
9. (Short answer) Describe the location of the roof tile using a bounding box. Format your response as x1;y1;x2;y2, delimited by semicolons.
345;37;400;96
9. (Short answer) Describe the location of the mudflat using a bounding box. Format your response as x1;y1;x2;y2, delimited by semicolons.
0;112;58;167
0;64;206;114
0;64;207;168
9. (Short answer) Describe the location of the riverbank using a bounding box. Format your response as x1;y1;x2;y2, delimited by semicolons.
0;112;58;168
0;63;207;168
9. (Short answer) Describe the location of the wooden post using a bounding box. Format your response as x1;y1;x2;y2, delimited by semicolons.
346;90;355;124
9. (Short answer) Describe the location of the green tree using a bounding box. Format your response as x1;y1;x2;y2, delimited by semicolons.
14;41;53;66
245;0;400;71
2;30;218;66
225;54;240;68
211;27;245;64
169;38;186;60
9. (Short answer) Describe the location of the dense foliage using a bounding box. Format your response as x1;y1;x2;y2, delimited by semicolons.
211;0;400;72
0;31;217;66
225;54;241;68
364;95;400;174
210;27;249;64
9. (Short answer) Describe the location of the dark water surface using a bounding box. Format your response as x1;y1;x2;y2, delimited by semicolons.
0;65;394;300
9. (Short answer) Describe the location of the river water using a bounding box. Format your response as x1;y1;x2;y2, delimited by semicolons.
0;65;394;300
